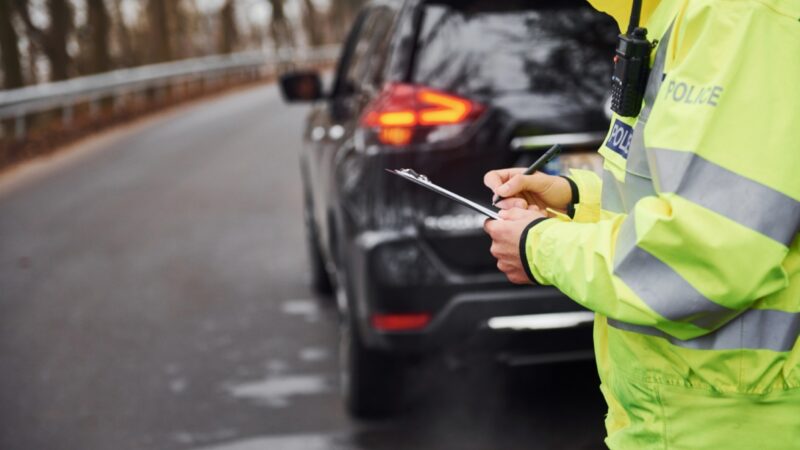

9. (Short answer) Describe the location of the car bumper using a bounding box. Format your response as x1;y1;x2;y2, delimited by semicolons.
344;228;594;355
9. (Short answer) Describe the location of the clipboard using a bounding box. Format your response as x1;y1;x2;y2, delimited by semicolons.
387;168;500;220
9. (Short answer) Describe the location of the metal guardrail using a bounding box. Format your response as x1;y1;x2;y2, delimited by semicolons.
0;45;340;139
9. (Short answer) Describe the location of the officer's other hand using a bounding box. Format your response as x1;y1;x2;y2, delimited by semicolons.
483;207;546;285
483;168;572;212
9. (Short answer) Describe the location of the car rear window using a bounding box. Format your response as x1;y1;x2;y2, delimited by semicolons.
413;0;618;102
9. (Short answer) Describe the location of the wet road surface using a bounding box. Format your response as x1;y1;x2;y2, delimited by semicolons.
0;83;607;450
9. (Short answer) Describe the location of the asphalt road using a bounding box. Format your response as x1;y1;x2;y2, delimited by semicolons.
0;83;607;450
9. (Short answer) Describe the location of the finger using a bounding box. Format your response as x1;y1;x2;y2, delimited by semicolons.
497;260;512;273
495;198;528;210
508;272;532;285
500;207;535;221
505;171;558;196
527;204;544;213
483;218;498;235
498;260;518;271
495;173;525;197
483;168;526;190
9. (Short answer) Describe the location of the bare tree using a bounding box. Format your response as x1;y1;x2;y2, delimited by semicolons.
165;0;193;59
0;0;24;88
218;0;238;54
86;0;112;73
147;0;172;62
329;0;364;41
109;0;138;67
268;0;294;49
301;0;323;47
15;0;75;81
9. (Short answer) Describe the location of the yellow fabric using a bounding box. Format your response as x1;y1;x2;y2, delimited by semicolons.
587;0;662;32
524;0;800;448
568;169;603;223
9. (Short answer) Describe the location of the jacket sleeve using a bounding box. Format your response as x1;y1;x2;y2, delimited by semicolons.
522;0;800;341
566;169;604;223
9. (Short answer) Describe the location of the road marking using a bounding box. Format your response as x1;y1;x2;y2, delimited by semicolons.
281;299;319;316
299;347;329;362
190;433;345;450
226;374;329;407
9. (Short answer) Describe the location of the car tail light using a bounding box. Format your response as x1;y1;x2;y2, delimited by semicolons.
361;83;484;147
371;313;431;331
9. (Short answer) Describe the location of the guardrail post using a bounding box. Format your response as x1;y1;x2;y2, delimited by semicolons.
62;104;73;128
89;97;99;118
112;92;123;113
156;85;165;103
15;115;25;140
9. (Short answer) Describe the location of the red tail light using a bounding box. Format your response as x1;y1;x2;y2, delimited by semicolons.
371;313;431;331
361;83;484;146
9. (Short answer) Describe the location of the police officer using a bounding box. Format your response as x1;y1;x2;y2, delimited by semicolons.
483;0;800;448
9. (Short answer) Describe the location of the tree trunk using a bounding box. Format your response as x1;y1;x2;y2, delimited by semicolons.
110;0;137;67
165;0;190;59
46;0;73;80
15;0;74;81
218;0;238;54
330;0;360;41
87;0;112;73
0;0;24;88
268;0;294;49
147;0;172;62
301;0;323;47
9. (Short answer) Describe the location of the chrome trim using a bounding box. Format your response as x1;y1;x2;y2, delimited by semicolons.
510;132;606;150
487;311;595;331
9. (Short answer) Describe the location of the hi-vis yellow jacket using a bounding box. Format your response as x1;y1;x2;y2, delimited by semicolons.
521;0;800;448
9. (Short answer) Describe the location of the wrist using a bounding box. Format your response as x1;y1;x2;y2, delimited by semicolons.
560;176;579;203
559;176;579;218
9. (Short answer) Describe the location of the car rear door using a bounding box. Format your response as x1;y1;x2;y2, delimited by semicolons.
305;4;400;256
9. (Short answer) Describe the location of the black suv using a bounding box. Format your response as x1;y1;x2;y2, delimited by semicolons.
281;0;616;417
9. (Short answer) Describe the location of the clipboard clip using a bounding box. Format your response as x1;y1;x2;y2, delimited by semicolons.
392;168;429;182
386;168;500;220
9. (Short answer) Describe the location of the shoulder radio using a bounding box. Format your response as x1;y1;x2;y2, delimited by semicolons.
609;0;653;117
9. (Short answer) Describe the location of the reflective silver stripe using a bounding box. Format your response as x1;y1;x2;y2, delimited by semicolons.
614;243;736;329
626;120;651;177
651;148;800;245
602;168;626;214
613;215;638;269
608;309;800;352
621;171;657;211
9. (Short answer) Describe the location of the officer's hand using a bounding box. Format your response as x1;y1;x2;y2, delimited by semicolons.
483;207;547;285
483;168;572;212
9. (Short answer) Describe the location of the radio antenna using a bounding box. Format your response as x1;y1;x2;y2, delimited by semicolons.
628;0;643;33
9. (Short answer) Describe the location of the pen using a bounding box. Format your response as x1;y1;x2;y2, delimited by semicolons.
491;143;564;206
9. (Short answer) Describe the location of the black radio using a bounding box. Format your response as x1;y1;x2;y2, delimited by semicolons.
609;0;653;117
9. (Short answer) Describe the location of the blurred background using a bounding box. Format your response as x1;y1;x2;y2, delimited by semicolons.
0;1;611;449
0;0;359;166
1;0;357;84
